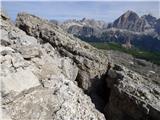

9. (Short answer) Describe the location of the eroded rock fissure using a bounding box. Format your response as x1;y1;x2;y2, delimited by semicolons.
75;66;112;119
15;13;114;119
88;75;111;113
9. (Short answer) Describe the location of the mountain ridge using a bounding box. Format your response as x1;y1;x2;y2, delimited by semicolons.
61;10;160;52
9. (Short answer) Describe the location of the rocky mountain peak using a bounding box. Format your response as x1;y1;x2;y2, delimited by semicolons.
112;10;139;29
81;17;88;22
76;17;106;28
112;10;155;32
61;17;107;37
122;10;139;20
141;14;157;27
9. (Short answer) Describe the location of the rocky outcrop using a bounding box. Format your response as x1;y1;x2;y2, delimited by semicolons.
3;75;105;120
1;10;160;120
16;12;108;91
106;50;160;83
1;11;105;120
105;64;160;120
103;51;160;120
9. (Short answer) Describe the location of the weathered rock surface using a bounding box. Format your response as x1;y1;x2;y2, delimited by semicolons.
16;12;108;90
1;11;105;120
3;75;105;120
106;50;160;83
1;10;160;120
105;64;160;120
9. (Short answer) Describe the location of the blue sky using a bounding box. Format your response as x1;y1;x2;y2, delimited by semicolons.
1;1;160;22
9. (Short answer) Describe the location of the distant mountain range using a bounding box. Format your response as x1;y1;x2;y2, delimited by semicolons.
57;10;160;52
111;10;157;32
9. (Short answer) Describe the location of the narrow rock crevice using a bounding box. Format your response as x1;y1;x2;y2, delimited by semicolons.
75;67;112;119
75;72;84;91
88;74;111;118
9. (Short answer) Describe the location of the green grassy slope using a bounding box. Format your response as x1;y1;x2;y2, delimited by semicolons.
90;42;160;65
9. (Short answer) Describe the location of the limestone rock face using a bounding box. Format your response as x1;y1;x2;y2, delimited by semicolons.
4;75;105;120
16;12;108;90
1;11;105;120
105;64;160;120
1;12;41;99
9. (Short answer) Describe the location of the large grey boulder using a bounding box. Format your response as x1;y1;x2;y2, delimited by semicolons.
16;12;108;90
3;75;105;120
1;11;41;100
1;11;105;120
104;64;160;120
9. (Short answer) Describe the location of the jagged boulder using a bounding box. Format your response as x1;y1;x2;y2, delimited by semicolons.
104;64;160;120
3;75;105;120
1;11;105;120
16;12;108;90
